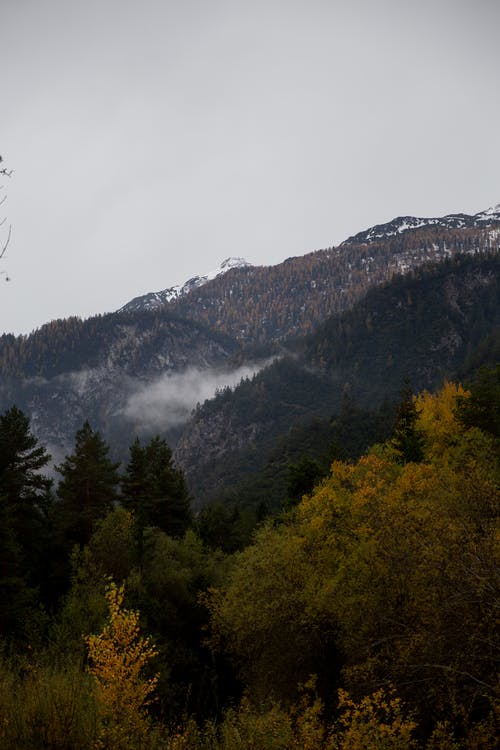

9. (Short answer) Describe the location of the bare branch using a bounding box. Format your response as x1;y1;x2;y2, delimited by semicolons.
0;225;12;260
0;155;12;278
0;156;13;179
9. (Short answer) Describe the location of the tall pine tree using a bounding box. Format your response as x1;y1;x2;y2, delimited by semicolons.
0;406;52;636
391;384;424;464
122;436;191;540
56;421;120;550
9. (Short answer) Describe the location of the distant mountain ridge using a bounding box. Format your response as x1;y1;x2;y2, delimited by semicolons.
163;217;499;347
342;203;500;245
118;205;500;321
116;205;500;347
0;312;240;465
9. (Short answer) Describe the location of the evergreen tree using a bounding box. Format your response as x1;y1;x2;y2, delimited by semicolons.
457;364;500;439
197;502;247;553
0;498;34;636
56;421;120;550
0;406;52;636
122;436;191;539
0;405;52;506
286;456;324;508
391;384;424;463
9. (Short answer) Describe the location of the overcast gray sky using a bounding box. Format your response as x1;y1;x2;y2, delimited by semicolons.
1;0;499;335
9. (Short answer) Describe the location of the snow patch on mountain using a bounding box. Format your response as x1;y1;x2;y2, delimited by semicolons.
341;204;500;245
118;257;252;314
475;203;500;220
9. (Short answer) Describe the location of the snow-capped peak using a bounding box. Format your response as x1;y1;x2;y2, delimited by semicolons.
117;257;253;314
182;257;252;292
341;204;500;245
220;257;250;271
475;203;500;220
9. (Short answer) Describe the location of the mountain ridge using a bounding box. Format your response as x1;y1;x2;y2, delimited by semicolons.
341;203;500;245
116;204;500;322
117;257;252;314
0;204;498;506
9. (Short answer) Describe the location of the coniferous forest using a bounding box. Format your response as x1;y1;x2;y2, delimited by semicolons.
0;366;498;749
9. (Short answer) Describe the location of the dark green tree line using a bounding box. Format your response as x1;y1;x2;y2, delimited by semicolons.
0;406;52;636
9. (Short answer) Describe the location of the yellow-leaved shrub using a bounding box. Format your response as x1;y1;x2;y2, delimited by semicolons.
85;582;158;749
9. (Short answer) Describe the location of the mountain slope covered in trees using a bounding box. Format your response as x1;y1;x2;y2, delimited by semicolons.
174;253;499;506
165;222;500;346
119;204;500;347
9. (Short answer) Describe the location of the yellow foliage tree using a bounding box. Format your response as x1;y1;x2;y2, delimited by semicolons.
85;582;158;749
207;381;499;741
414;380;469;458
332;688;417;749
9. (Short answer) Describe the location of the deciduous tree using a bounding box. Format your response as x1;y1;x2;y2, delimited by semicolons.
86;582;158;748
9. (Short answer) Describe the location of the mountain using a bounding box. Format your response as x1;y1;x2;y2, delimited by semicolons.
0;204;498;502
159;207;500;347
0;311;241;465
173;253;499;507
117;257;252;314
120;207;500;348
341;203;500;245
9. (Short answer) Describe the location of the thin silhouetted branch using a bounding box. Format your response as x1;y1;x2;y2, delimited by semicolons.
0;155;13;276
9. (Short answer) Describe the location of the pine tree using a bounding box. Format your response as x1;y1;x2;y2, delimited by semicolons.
56;421;120;549
0;406;52;636
457;365;500;439
391;384;424;464
122;436;191;539
0;405;51;506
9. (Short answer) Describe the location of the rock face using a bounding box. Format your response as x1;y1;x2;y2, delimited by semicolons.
0;313;240;465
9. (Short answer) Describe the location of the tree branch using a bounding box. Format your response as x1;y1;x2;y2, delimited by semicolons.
0;225;12;260
0;155;13;274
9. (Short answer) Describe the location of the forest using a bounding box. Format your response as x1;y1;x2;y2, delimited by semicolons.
0;366;498;748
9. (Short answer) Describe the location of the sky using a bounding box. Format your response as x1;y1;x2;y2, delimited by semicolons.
1;0;499;335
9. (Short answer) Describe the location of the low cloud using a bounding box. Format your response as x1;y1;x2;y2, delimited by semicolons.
122;362;271;431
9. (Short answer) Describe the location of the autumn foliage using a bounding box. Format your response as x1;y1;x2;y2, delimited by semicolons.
0;373;497;748
86;583;158;748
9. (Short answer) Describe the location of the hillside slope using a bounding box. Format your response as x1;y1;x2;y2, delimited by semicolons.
174;253;499;506
0;205;498;484
166;224;499;347
0;311;240;461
